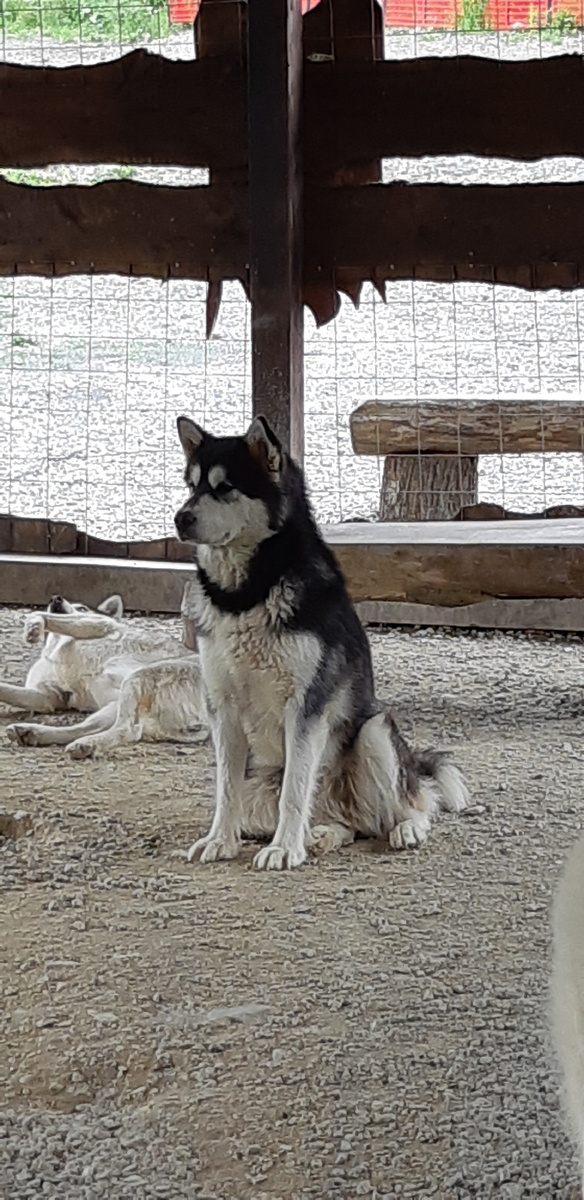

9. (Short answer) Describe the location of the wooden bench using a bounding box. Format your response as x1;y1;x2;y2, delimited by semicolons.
349;395;584;520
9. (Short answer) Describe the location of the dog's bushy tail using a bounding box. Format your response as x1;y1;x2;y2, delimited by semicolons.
413;747;469;814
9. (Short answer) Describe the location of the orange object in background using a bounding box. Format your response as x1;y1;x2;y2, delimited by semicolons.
383;0;583;27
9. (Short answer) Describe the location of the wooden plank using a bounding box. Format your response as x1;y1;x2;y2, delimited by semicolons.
3;523;584;611
0;179;247;277
247;0;304;458
305;183;584;276
0;555;195;613
6;53;584;176
325;519;584;606
6;177;584;287
356;598;584;633
0;52;245;170
304;55;584;172
351;396;584;456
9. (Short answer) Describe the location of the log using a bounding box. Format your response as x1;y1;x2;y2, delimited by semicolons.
350;396;584;456
380;455;478;521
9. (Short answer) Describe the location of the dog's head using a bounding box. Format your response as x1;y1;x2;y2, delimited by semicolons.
47;594;124;619
174;415;289;549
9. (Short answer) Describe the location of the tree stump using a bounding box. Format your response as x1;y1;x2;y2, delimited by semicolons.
380;454;478;521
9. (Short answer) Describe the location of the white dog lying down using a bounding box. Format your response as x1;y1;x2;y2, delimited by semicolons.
551;834;584;1196
0;593;203;759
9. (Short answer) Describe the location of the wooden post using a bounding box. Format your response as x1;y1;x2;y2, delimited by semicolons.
247;0;303;460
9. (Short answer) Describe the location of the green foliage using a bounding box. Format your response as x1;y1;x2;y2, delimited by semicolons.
456;0;491;31
0;0;185;44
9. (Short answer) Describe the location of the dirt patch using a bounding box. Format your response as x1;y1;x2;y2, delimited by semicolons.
0;607;582;1198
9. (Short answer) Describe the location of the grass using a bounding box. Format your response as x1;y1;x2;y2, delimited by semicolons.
456;0;491;31
0;0;186;44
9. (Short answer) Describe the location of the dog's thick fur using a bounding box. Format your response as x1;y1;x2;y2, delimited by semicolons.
175;413;468;871
0;594;203;759
552;835;584;1194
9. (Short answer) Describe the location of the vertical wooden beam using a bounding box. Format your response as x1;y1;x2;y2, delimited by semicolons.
247;0;304;460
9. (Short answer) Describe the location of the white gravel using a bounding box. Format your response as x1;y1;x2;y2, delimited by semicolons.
1;606;583;1197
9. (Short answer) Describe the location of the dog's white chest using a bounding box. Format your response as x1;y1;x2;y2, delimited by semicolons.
193;580;318;766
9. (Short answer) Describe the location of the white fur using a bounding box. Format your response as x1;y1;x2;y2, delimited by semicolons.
0;594;204;759
552;834;584;1193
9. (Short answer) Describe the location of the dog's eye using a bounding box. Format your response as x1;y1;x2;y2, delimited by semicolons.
213;481;233;499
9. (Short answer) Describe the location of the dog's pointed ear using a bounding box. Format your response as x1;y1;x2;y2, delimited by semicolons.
177;416;206;460
98;595;123;619
244;415;282;480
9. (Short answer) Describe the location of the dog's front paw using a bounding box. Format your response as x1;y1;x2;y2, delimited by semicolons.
6;723;39;747
23;614;46;645
187;835;239;864
67;739;97;761
253;842;307;871
389;818;428;851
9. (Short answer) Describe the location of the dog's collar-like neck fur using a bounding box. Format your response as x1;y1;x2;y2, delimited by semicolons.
196;521;301;615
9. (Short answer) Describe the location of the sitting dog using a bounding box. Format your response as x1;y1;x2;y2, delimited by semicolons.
0;594;202;759
175;413;468;871
552;834;584;1196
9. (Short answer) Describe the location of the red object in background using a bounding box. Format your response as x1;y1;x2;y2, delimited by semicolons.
383;0;583;27
168;0;200;24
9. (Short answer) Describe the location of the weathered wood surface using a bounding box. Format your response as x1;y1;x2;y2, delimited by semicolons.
0;179;247;278
380;455;478;520
351;396;584;456
5;54;584;171
3;523;584;610
0;52;246;170
325;519;584;606
306;184;584;277
7;181;584;286
305;55;584;172
0;515;192;560
247;0;304;457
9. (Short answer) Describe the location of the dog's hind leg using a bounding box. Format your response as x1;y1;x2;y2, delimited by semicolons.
0;680;69;714
67;659;204;760
7;703;117;748
345;711;440;851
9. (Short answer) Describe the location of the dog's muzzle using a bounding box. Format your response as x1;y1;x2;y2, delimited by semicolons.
48;595;65;613
174;508;197;542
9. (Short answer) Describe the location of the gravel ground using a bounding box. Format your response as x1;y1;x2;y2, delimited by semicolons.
2;29;584;538
1;605;583;1199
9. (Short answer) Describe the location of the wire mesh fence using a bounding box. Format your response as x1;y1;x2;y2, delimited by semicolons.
2;3;584;539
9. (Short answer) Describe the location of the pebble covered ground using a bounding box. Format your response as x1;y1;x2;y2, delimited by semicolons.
1;605;583;1198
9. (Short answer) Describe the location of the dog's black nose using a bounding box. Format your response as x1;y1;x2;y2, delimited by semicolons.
175;509;195;541
49;595;64;613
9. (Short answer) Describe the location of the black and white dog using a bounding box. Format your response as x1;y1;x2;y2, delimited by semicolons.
175;414;468;871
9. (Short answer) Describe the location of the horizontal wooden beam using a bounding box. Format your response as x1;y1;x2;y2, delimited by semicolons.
327;519;584;607
305;55;584;171
306;183;584;278
350;397;584;456
0;555;194;613
4;179;584;288
3;521;584;610
0;179;247;278
4;54;584;172
0;51;246;170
